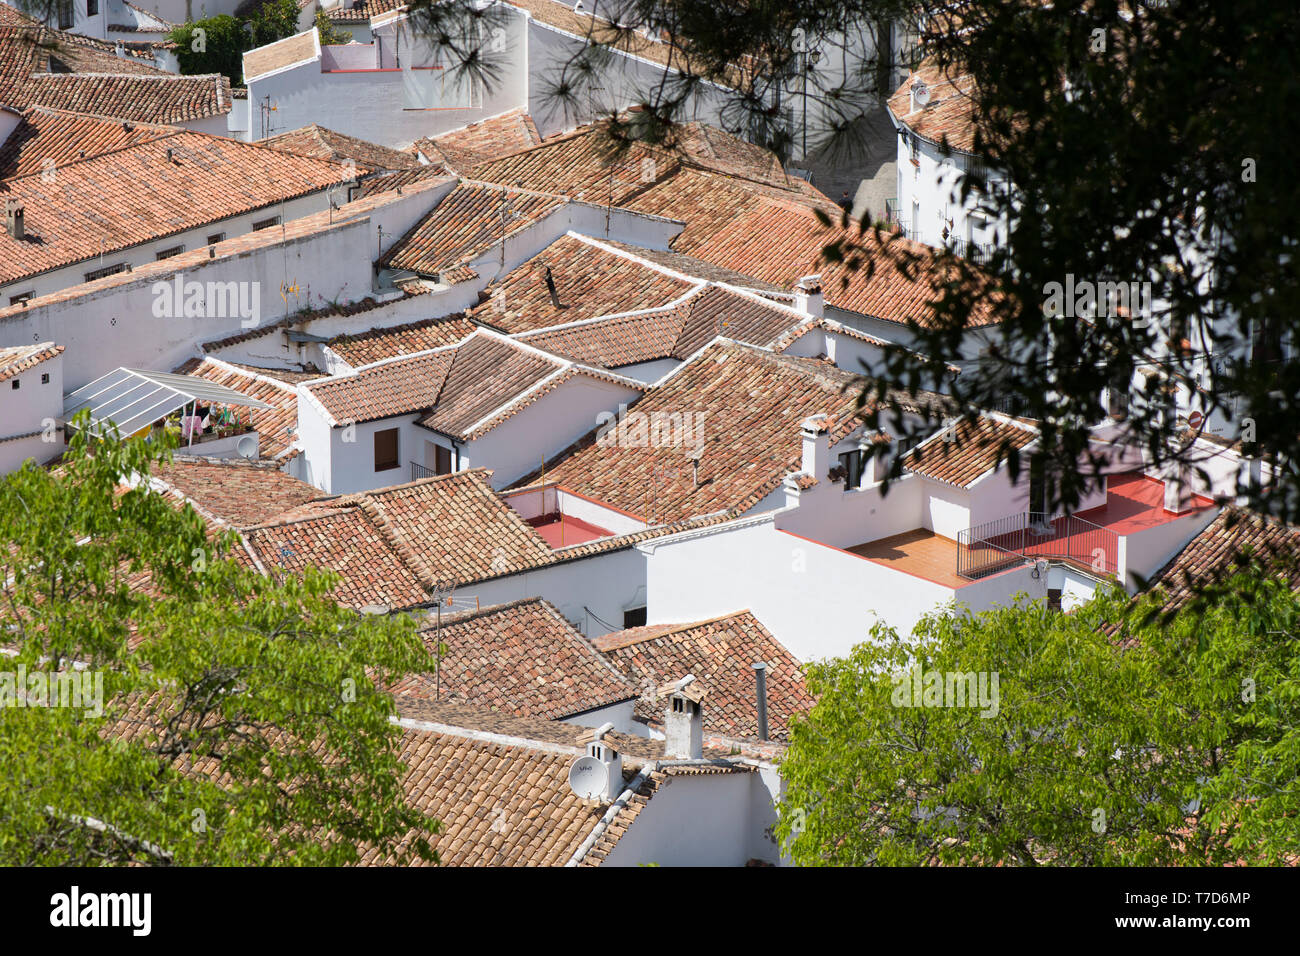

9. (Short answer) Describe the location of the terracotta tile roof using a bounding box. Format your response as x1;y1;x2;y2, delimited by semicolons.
304;346;456;425
326;314;479;366
597;238;779;290
13;73;230;124
243;504;433;610
372;723;612;866
172;357;300;459
0;174;450;319
244;470;558;608
0;131;353;286
412;108;542;171
629;171;1003;329
390;597;636;721
326;0;406;22
415;333;565;437
0;23;163;76
262;123;423;171
0;105;177;178
1146;508;1300;617
354;165;452;198
0;341;61;381
520;307;688;368
904;414;1038;488
517;281;809;368
519;340;869;523
594;610;814;742
887;56;979;153
471;121;1000;327
379;180;566;279
242;28;317;83
468;232;699;333
0;25;230;122
149;457;319;528
468;116;817;204
304;329;639;439
242;469;741;608
0;3;38;26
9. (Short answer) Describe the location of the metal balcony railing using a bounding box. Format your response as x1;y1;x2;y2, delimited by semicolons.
410;460;437;482
957;512;1119;580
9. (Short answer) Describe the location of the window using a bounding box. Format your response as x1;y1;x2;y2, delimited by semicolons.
623;606;647;628
84;262;127;282
10;379;19;390
9;291;33;306
1047;588;1063;612
41;373;49;384
434;443;452;475
207;232;226;245
251;216;280;231
373;428;399;472
87;0;98;14
57;0;73;28
838;449;864;488
155;244;185;261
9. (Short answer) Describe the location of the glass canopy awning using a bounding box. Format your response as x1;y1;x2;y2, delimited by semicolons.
63;368;274;438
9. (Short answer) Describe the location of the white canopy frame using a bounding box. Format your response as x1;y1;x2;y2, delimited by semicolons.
63;368;274;441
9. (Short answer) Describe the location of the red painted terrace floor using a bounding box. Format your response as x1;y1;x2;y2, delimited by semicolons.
527;512;613;548
1075;471;1216;534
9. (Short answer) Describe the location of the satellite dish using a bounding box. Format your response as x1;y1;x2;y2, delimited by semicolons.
568;755;609;800
912;81;931;107
236;434;257;459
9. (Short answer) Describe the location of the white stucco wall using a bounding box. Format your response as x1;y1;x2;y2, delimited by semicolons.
459;375;643;488
641;514;958;660
244;11;529;146
466;545;647;640
600;770;783;867
0;354;64;474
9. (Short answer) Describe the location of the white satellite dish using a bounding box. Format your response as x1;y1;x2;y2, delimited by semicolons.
568;754;609;800
912;81;931;107
236;434;257;459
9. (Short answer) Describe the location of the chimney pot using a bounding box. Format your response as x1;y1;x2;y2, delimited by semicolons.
662;675;705;759
793;273;824;317
800;414;830;479
5;199;24;240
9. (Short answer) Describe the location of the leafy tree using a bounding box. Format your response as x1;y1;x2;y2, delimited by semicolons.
246;0;303;50
0;414;439;865
315;10;354;47
775;579;1300;865
169;15;249;87
840;0;1300;523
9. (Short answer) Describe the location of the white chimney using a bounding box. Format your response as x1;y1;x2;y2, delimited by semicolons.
793;274;824;317
1163;471;1190;513
801;414;830;481
662;675;705;759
